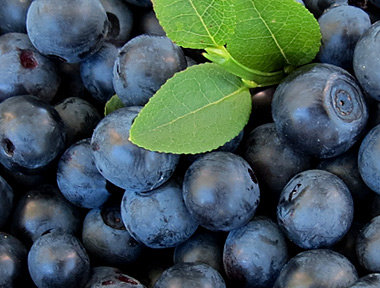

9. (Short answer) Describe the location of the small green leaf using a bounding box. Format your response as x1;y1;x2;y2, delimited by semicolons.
152;0;236;49
226;0;321;72
104;94;124;116
129;63;251;154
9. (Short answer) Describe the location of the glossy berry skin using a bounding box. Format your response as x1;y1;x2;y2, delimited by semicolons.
113;35;187;106
173;229;224;273
277;169;354;249
100;0;133;46
272;63;368;158
0;95;66;171
154;263;226;288
0;232;28;287
0;0;32;33
0;33;60;102
183;152;260;231
354;21;380;102
242;123;312;197
318;5;371;70
356;216;380;272
80;43;119;103
54;97;101;146
82;206;144;265
273;249;358;288
91;106;179;191
358;124;380;195
80;43;118;104
57;139;110;209
303;0;348;17
0;175;13;228
85;266;147;288
28;231;90;288
121;180;198;248
350;274;380;288
26;0;109;63
223;217;288;288
11;185;81;246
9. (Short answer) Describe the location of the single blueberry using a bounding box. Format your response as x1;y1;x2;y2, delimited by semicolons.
223;217;288;288
183;151;260;231
356;216;380;272
91;106;179;191
28;231;90;288
154;262;226;288
26;0;109;63
113;35;187;106
121;180;198;248
272;63;368;158
82;205;144;265
277;169;354;249
273;249;358;287
57;139;110;209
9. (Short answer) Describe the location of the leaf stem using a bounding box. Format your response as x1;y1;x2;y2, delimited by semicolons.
203;46;286;86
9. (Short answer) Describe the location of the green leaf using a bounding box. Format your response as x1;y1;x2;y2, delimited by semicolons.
129;63;251;154
152;0;236;49
226;0;321;72
104;94;124;116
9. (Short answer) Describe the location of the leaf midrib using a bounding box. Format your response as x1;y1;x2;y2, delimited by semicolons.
133;86;248;136
250;0;289;64
188;0;218;46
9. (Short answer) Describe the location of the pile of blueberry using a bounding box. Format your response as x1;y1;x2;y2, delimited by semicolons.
1;0;380;287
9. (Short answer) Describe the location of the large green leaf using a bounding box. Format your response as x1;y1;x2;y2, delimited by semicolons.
152;0;236;49
226;0;321;72
129;63;251;154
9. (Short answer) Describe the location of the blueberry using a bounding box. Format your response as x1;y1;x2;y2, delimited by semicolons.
369;0;380;8
353;21;380;102
183;151;260;231
318;5;371;70
26;0;109;63
85;266;147;288
82;205;144;265
273;249;358;288
57;139;110;209
80;43;119;104
28;231;90;288
101;0;133;46
358;124;380;194
0;95;66;171
356;216;380;272
121;180;198;248
0;175;13;228
113;35;187;106
242;123;312;199
11;185;81;246
0;33;60;102
350;274;380;288
173;229;224;273
272;63;368;158
154;262;226;288
0;0;32;34
91;106;179;191
277;169;354;249
0;232;28;287
54;97;101;145
303;0;348;17
223;217;288;288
